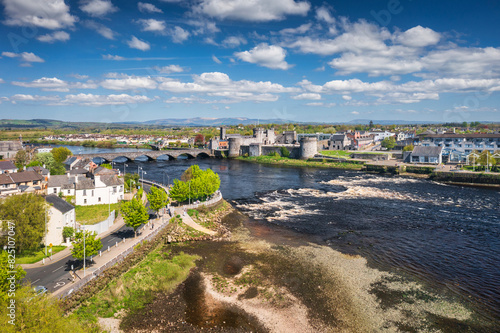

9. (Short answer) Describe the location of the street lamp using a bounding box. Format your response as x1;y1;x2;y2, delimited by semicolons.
123;163;128;176
188;180;191;205
162;170;169;186
83;225;86;277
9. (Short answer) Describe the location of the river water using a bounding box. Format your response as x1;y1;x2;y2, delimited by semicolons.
62;146;500;325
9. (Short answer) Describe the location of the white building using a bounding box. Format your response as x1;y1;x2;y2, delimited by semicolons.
370;131;395;142
45;194;76;245
47;174;124;206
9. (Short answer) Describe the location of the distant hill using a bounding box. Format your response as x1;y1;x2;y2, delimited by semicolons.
139;117;297;126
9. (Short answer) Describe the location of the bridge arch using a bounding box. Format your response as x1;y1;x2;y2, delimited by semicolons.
132;154;156;161
156;154;176;160
177;153;196;159
196;152;210;159
108;155;134;162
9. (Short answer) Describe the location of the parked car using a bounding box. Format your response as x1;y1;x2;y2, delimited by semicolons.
33;286;47;297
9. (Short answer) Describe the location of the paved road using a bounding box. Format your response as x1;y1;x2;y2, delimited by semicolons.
24;224;139;292
24;184;160;292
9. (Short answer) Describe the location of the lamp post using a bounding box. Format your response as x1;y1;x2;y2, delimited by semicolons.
123;163;128;177
83;225;86;277
108;187;111;217
44;207;47;257
162;171;169;186
188;180;191;205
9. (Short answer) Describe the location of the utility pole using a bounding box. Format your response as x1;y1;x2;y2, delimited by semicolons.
44;207;47;257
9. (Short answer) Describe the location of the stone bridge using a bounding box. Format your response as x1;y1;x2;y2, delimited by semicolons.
75;149;214;162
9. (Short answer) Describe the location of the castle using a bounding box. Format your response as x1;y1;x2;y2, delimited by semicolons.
209;127;317;159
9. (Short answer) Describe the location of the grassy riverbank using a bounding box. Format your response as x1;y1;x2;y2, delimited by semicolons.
237;155;365;170
75;246;199;322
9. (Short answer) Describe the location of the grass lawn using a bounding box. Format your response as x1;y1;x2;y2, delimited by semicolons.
320;150;386;157
76;203;121;225
238;155;364;170
16;245;67;264
74;246;199;321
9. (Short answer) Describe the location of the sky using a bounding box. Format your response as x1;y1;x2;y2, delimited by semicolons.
0;0;500;124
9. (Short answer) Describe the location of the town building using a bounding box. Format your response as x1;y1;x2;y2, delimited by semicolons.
409;146;443;164
419;133;500;161
0;170;45;197
0;140;22;159
47;173;124;205
328;134;350;150
0;160;17;174
45;194;76;245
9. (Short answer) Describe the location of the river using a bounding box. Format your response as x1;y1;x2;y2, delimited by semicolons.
61;146;500;326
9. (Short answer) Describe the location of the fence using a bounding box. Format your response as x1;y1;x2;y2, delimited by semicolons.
59;217;170;299
82;210;115;235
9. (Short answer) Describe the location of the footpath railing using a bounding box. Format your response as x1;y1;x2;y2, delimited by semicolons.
59;180;223;299
59;218;169;299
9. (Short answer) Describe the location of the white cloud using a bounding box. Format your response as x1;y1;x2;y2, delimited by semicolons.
80;0;118;17
84;20;116;39
101;76;158;90
315;6;335;25
279;23;312;35
0;78;4;84
212;55;222;64
60;93;154;106
9;94;61;102
127;36;151;51
1;52;18;58
396;26;441;48
138;2;163;13
37;31;70;43
2;0;77;29
137;19;166;33
20;52;44;63
153;65;184;74
329;52;423;76
235;43;291;70
12;77;98;91
351;111;359;115
157;72;298;104
291;93;321;100
342;95;352;100
222;36;247;48
2;51;45;64
195;0;310;21
69;74;89;80
102;54;125;60
169;26;190;43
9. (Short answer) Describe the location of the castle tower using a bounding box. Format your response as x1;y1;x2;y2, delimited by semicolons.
299;137;317;160
220;127;226;140
228;137;243;158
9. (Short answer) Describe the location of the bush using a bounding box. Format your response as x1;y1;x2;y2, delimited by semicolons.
62;226;74;240
280;146;290;158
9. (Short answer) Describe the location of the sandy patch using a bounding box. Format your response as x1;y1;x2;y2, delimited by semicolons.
202;272;318;333
98;317;123;333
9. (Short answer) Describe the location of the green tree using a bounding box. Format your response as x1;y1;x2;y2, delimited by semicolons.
0;194;46;253
369;120;374;128
100;163;112;169
26;160;42;167
170;165;220;202
146;186;169;218
62;227;74;240
479;150;497;169
403;144;414;152
121;198;149;237
34;152;55;169
50;162;66;175
71;230;103;260
381;136;396;150
0;251;26;301
14;150;30;169
51;147;73;163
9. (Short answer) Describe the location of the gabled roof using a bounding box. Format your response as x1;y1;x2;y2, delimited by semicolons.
94;166;116;175
412;146;443;156
0;173;14;185
45;194;74;214
100;175;124;187
0;160;17;170
10;171;43;183
75;178;95;190
0;141;22;151
330;134;348;140
63;156;78;166
27;166;50;175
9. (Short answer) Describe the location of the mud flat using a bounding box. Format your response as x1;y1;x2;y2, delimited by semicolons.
118;208;488;333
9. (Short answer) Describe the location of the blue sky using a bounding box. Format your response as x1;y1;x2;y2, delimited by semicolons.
0;0;499;123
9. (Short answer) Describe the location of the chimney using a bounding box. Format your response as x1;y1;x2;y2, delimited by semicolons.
75;176;78;183
67;172;70;178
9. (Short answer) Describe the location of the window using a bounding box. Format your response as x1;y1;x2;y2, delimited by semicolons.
98;197;101;202
83;189;87;196
84;199;87;204
92;190;94;196
68;190;70;194
113;186;117;193
53;188;57;194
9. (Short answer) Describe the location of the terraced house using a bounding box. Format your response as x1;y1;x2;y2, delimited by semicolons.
419;134;500;161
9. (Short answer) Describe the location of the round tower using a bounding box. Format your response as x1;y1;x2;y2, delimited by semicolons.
228;137;243;158
299;137;317;160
